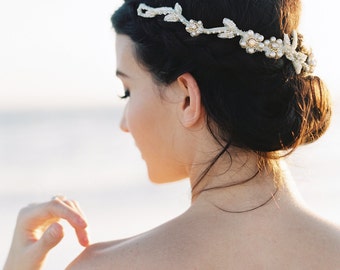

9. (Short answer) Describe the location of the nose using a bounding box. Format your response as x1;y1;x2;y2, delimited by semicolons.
119;108;129;133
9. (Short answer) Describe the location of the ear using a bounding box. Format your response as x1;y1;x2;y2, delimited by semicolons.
176;73;203;128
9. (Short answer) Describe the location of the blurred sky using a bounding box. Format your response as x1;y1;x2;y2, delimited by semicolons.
0;0;339;110
0;0;123;110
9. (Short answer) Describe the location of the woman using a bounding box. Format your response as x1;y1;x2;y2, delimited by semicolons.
4;0;340;269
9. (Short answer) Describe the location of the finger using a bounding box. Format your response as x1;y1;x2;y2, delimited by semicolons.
70;200;86;219
16;197;89;250
40;222;64;249
51;196;86;221
75;227;90;247
51;195;67;201
19;199;88;231
41;200;90;246
62;200;90;246
57;199;89;229
62;199;85;218
48;199;88;229
33;223;64;259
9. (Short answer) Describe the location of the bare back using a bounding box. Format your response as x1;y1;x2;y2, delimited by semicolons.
67;188;340;270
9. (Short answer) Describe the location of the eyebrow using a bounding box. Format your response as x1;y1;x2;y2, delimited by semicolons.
116;70;130;78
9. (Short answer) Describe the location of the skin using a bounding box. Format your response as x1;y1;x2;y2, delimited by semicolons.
3;196;89;270
4;35;340;270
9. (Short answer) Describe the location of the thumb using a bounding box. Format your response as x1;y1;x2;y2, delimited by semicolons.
36;223;64;254
25;223;64;268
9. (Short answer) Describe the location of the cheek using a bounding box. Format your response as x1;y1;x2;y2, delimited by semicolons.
125;101;187;182
125;100;155;148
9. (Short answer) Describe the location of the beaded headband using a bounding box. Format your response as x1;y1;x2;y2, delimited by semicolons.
137;3;316;74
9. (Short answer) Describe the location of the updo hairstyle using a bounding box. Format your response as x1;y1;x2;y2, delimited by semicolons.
112;0;331;172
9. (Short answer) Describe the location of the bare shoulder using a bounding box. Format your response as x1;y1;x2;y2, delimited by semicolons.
65;205;340;270
65;238;134;270
65;216;201;270
286;208;340;269
305;213;340;253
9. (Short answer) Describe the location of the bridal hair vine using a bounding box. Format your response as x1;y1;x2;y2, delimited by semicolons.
137;3;316;74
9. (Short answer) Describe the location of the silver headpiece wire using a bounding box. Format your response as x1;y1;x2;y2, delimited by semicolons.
137;3;316;74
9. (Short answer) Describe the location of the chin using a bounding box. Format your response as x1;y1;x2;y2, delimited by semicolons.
147;169;187;184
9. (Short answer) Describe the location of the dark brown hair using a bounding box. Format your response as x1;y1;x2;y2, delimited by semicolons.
112;0;332;193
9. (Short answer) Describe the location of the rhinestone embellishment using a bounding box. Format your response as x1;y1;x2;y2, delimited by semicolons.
137;3;315;74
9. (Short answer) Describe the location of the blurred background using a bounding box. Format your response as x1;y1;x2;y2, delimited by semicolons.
0;0;339;269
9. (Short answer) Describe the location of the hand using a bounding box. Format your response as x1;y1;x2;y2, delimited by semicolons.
3;196;90;270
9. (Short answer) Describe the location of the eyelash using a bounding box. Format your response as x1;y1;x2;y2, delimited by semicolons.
119;89;130;99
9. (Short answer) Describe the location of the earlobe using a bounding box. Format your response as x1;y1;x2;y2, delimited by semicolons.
177;73;203;128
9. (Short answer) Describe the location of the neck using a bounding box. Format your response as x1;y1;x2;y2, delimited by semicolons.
188;147;283;212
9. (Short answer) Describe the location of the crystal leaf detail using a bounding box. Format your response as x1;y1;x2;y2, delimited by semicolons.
136;3;315;74
223;18;237;29
174;3;182;14
164;14;179;22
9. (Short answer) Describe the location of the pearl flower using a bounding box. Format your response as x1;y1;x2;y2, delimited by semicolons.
239;30;265;54
137;3;315;74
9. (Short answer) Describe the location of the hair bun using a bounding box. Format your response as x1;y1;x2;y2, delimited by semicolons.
296;75;332;145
